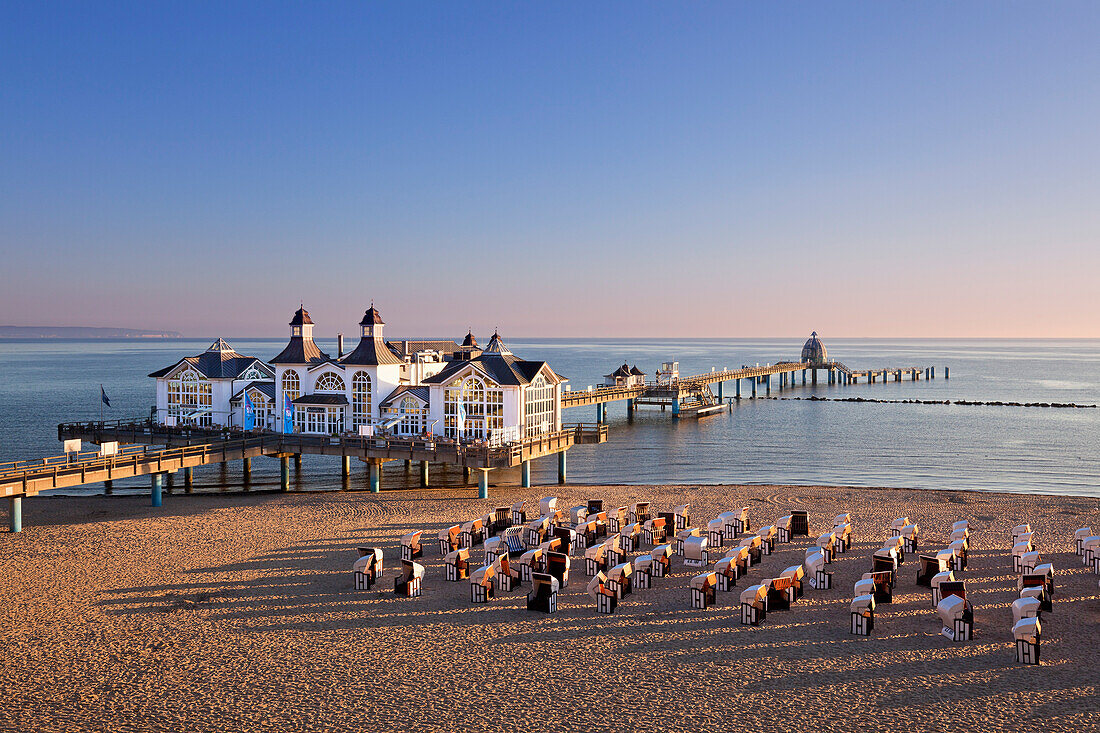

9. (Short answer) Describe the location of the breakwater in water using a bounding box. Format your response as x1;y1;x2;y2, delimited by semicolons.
771;396;1098;408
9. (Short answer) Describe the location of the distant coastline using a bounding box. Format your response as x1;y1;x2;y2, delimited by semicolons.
0;326;182;339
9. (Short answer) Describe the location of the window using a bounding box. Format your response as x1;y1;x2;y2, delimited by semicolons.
443;374;503;439
524;375;556;437
315;372;345;392
247;388;271;429
398;396;425;435
166;368;213;426
282;371;301;401
352;372;372;428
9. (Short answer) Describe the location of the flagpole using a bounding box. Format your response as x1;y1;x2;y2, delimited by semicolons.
100;384;104;425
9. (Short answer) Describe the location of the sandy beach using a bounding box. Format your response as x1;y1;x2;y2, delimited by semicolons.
2;483;1098;732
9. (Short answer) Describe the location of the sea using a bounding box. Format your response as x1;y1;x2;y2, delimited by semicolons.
2;338;1098;498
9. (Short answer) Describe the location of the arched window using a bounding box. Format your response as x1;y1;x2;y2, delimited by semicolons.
282;371;301;401
167;368;213;426
315;372;345;392
352;372;371;428
444;374;503;439
524;375;555;437
399;396;425;435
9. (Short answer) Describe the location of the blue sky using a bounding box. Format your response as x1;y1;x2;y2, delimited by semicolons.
2;3;1098;338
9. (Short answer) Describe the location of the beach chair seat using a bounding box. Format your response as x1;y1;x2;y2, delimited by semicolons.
690;572;718;609
526;572;559;613
352;548;383;590
587;572;617;614
1019;550;1041;576
816;532;837;563
872;548;898;582
630;502;651;524
936;582;972;641
899;524;919;554
400;531;423;562
584;542;608;577
916;554;947;587
650;544;673;578
714;556;739;592
574;520;597;551
780;565;805;600
587;499;604;515
490;506;511;535
833;522;852;553
930;570;955;607
1011;541;1033;573
804;549;831;589
608;506;628;534
737;534;763;565
890;517;910;537
851;594;875;635
790;509;809;537
683;535;709;568
644;516;668;545
723;508;751;539
1081;536;1100;568
864;571;894;604
470;564;496;603
438;525;461;556
551;525;576;556
517;548;544;583
590;510;609;538
677;527;704;557
1019;566;1054;611
525;516;550;547
633;555;654;589
496;553;522;592
775;515;793;544
766;576;795;610
459;518;484;549
740;583;768;625
502;526;526;556
1074;527;1092;556
707;518;725;547
394;559;424;597
539;496;558;516
757;525;777;556
1011;596;1041;624
606;562;633;599
672;504;692;531
484;537;506;566
545;551;570;588
511;500;527;527
1013;617;1041;665
569;505;589;526
1011;523;1032;545
444;548;471;581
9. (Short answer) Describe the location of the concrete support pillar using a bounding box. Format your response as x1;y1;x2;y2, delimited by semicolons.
596;403;605;424
558;451;567;485
369;460;381;493
280;456;290;492
521;460;531;488
736;379;742;399
104;480;114;495
293;454;302;471
717;381;724;400
626;398;635;419
478;470;489;499
812;369;818;385
243;457;252;483
151;473;163;507
932;366;936;379
802;369;806;385
184;467;193;493
420;461;429;488
340;456;350;478
672;395;680;415
751;379;757;398
166;471;175;490
945;366;950;379
9;497;21;533
404;459;412;471
765;375;771;395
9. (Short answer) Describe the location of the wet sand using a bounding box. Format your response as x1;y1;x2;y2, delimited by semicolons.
1;483;1098;732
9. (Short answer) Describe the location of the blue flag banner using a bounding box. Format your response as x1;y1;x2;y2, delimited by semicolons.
243;391;255;431
100;386;111;407
457;403;466;437
283;394;294;434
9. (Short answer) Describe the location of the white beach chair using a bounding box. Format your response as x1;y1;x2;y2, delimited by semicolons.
690;571;718;609
629;501;651;524
740;583;767;625
930;569;954;607
438;525;460;556
517;547;544;583
587;571;617;614
606;562;633;599
890;517;910;537
1019;550;1042;576
400;531;423;562
723;508;751;539
470;563;496;603
633;554;654;589
496;553;522;592
714;556;738;592
644;516;668;545
899;524;920;554
459;518;484;549
394;559;424;597
780;565;805;600
511;500;527;527
676;527;703;557
1011;596;1041;624
1012;540;1033;573
1011;523;1032;545
804;549;830;589
834;512;851;527
444;548;471;581
947;538;968;570
773;515;793;544
936;582;972;641
1013;617;1041;665
816;531;837;563
525;516;550;547
707;517;725;547
539;496;558;516
650;544;673;578
832;522;852;553
850;594;875;635
1074;527;1092;556
584;541;609;577
569;505;589;525
737;533;763;565
757;524;777;555
607;506;628;534
672;503;691;531
684;535;709;568
352;548;383;590
526;572;559;614
619;522;642;553
1081;536;1100;569
484;537;506;566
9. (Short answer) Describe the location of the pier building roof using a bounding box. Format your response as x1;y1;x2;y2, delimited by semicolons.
271;307;331;365
378;385;430;407
148;339;272;380
292;394;349;406
461;331;479;349
484;331;511;355
230;381;276;403
386;340;462;359
340;307;403;366
423;338;563;387
801;331;828;365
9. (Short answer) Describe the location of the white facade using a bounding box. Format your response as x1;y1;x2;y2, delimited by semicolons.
150;340;273;428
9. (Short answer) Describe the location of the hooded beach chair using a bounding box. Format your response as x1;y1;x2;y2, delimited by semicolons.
707;517;725;547
930;569;955;607
606;562;633;599
948;538;968;570
551;525;576;556
1019;565;1054;611
353;548;383;590
587;572;617;614
590;510;609;539
740;583;768;625
872;547;898;582
950;527;969;552
1081;535;1100;569
650;544;673;578
618;523;642;553
864;571;894;604
883;534;906;564
1011;523;1032;545
834;512;851;527
644;516;668;545
684;535;709;568
608;506;628;534
677;527;704;557
726;544;752;581
899;524;919;554
525;515;550;547
539;496;558;516
545;550;570;588
790;509;809;537
400;531;423;562
780;565;805;600
511;500;527;527
1013;617;1041;665
587;499;604;515
574;520;598;551
1011;596;1041;624
394;559;424;597
470;563;496;603
438;525;461;556
738;534;763;565
851;594;875;635
584;540;609;576
890;517;910;537
630;502;651;524
714;555;739;592
757;524;777;556
444;548;471;581
1074;527;1092;556
517;547;544;583
484;537;506;566
569;505;589;526
690;572;718;609
495;552;522;592
816;531;837;563
1019;550;1041;576
633;554;654;589
1011;540;1033;574
459;518;484;549
722;508;750;539
672;504;692;531
916;554;947;587
832;523;852;553
775;515;793;544
805;549;830;589
766;576;795;610
502;526;526;556
936;581;973;641
526;572;559;613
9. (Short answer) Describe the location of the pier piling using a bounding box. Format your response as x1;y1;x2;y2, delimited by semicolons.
151;473;163;507
243;457;252;483
945;366;950;379
293;454;302;471
280;456;289;492
369;460;381;493
478;470;489;499
184;467;193;493
558;451;567;485
521;460;531;488
340;456;350;479
420;461;429;488
104;479;113;495
9;497;21;533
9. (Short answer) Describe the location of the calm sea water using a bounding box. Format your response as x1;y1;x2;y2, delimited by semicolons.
2;338;1098;497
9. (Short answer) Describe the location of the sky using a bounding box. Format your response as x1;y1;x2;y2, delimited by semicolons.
2;2;1099;339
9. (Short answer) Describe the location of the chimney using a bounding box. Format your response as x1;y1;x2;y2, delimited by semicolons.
337;332;344;358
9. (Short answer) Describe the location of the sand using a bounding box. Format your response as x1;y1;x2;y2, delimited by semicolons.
1;483;1098;733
